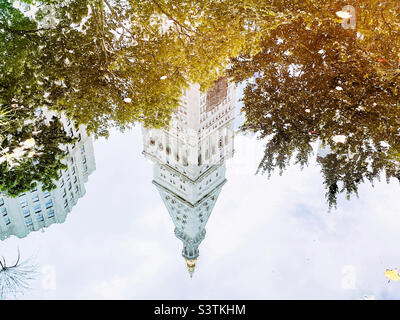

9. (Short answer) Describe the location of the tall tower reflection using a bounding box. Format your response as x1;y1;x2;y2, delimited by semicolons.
142;78;235;276
0;113;96;240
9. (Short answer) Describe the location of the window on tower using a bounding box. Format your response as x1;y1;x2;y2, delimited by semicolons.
47;208;55;218
20;199;28;208
34;203;41;213
25;217;33;226
45;199;53;209
32;193;39;203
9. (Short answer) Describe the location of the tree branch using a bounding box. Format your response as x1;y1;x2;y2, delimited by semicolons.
150;0;196;36
13;249;20;268
0;22;69;35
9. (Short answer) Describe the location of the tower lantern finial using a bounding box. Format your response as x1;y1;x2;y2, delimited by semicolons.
185;257;197;278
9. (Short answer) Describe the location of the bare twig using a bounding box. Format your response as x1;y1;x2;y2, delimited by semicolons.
0;251;39;300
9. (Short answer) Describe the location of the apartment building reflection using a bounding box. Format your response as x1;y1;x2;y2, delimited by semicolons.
0;113;96;240
142;78;236;276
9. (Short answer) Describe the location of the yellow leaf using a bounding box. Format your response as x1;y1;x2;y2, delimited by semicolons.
385;269;400;281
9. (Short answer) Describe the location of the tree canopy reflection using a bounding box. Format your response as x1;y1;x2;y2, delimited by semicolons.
229;0;400;208
0;0;277;196
0;0;276;136
1;0;399;206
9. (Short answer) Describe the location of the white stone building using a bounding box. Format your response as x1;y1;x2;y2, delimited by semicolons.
0;113;96;240
142;78;236;276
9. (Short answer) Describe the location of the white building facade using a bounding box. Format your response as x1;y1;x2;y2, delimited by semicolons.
142;78;236;276
0;112;96;240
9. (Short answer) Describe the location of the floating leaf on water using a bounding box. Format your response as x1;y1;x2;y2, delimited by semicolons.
385;269;400;281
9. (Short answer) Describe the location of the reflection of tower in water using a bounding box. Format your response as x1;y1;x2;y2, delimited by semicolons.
0;113;96;240
142;78;236;277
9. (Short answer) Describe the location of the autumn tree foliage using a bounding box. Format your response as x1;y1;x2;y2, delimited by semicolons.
228;0;400;208
2;0;399;205
0;0;278;136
